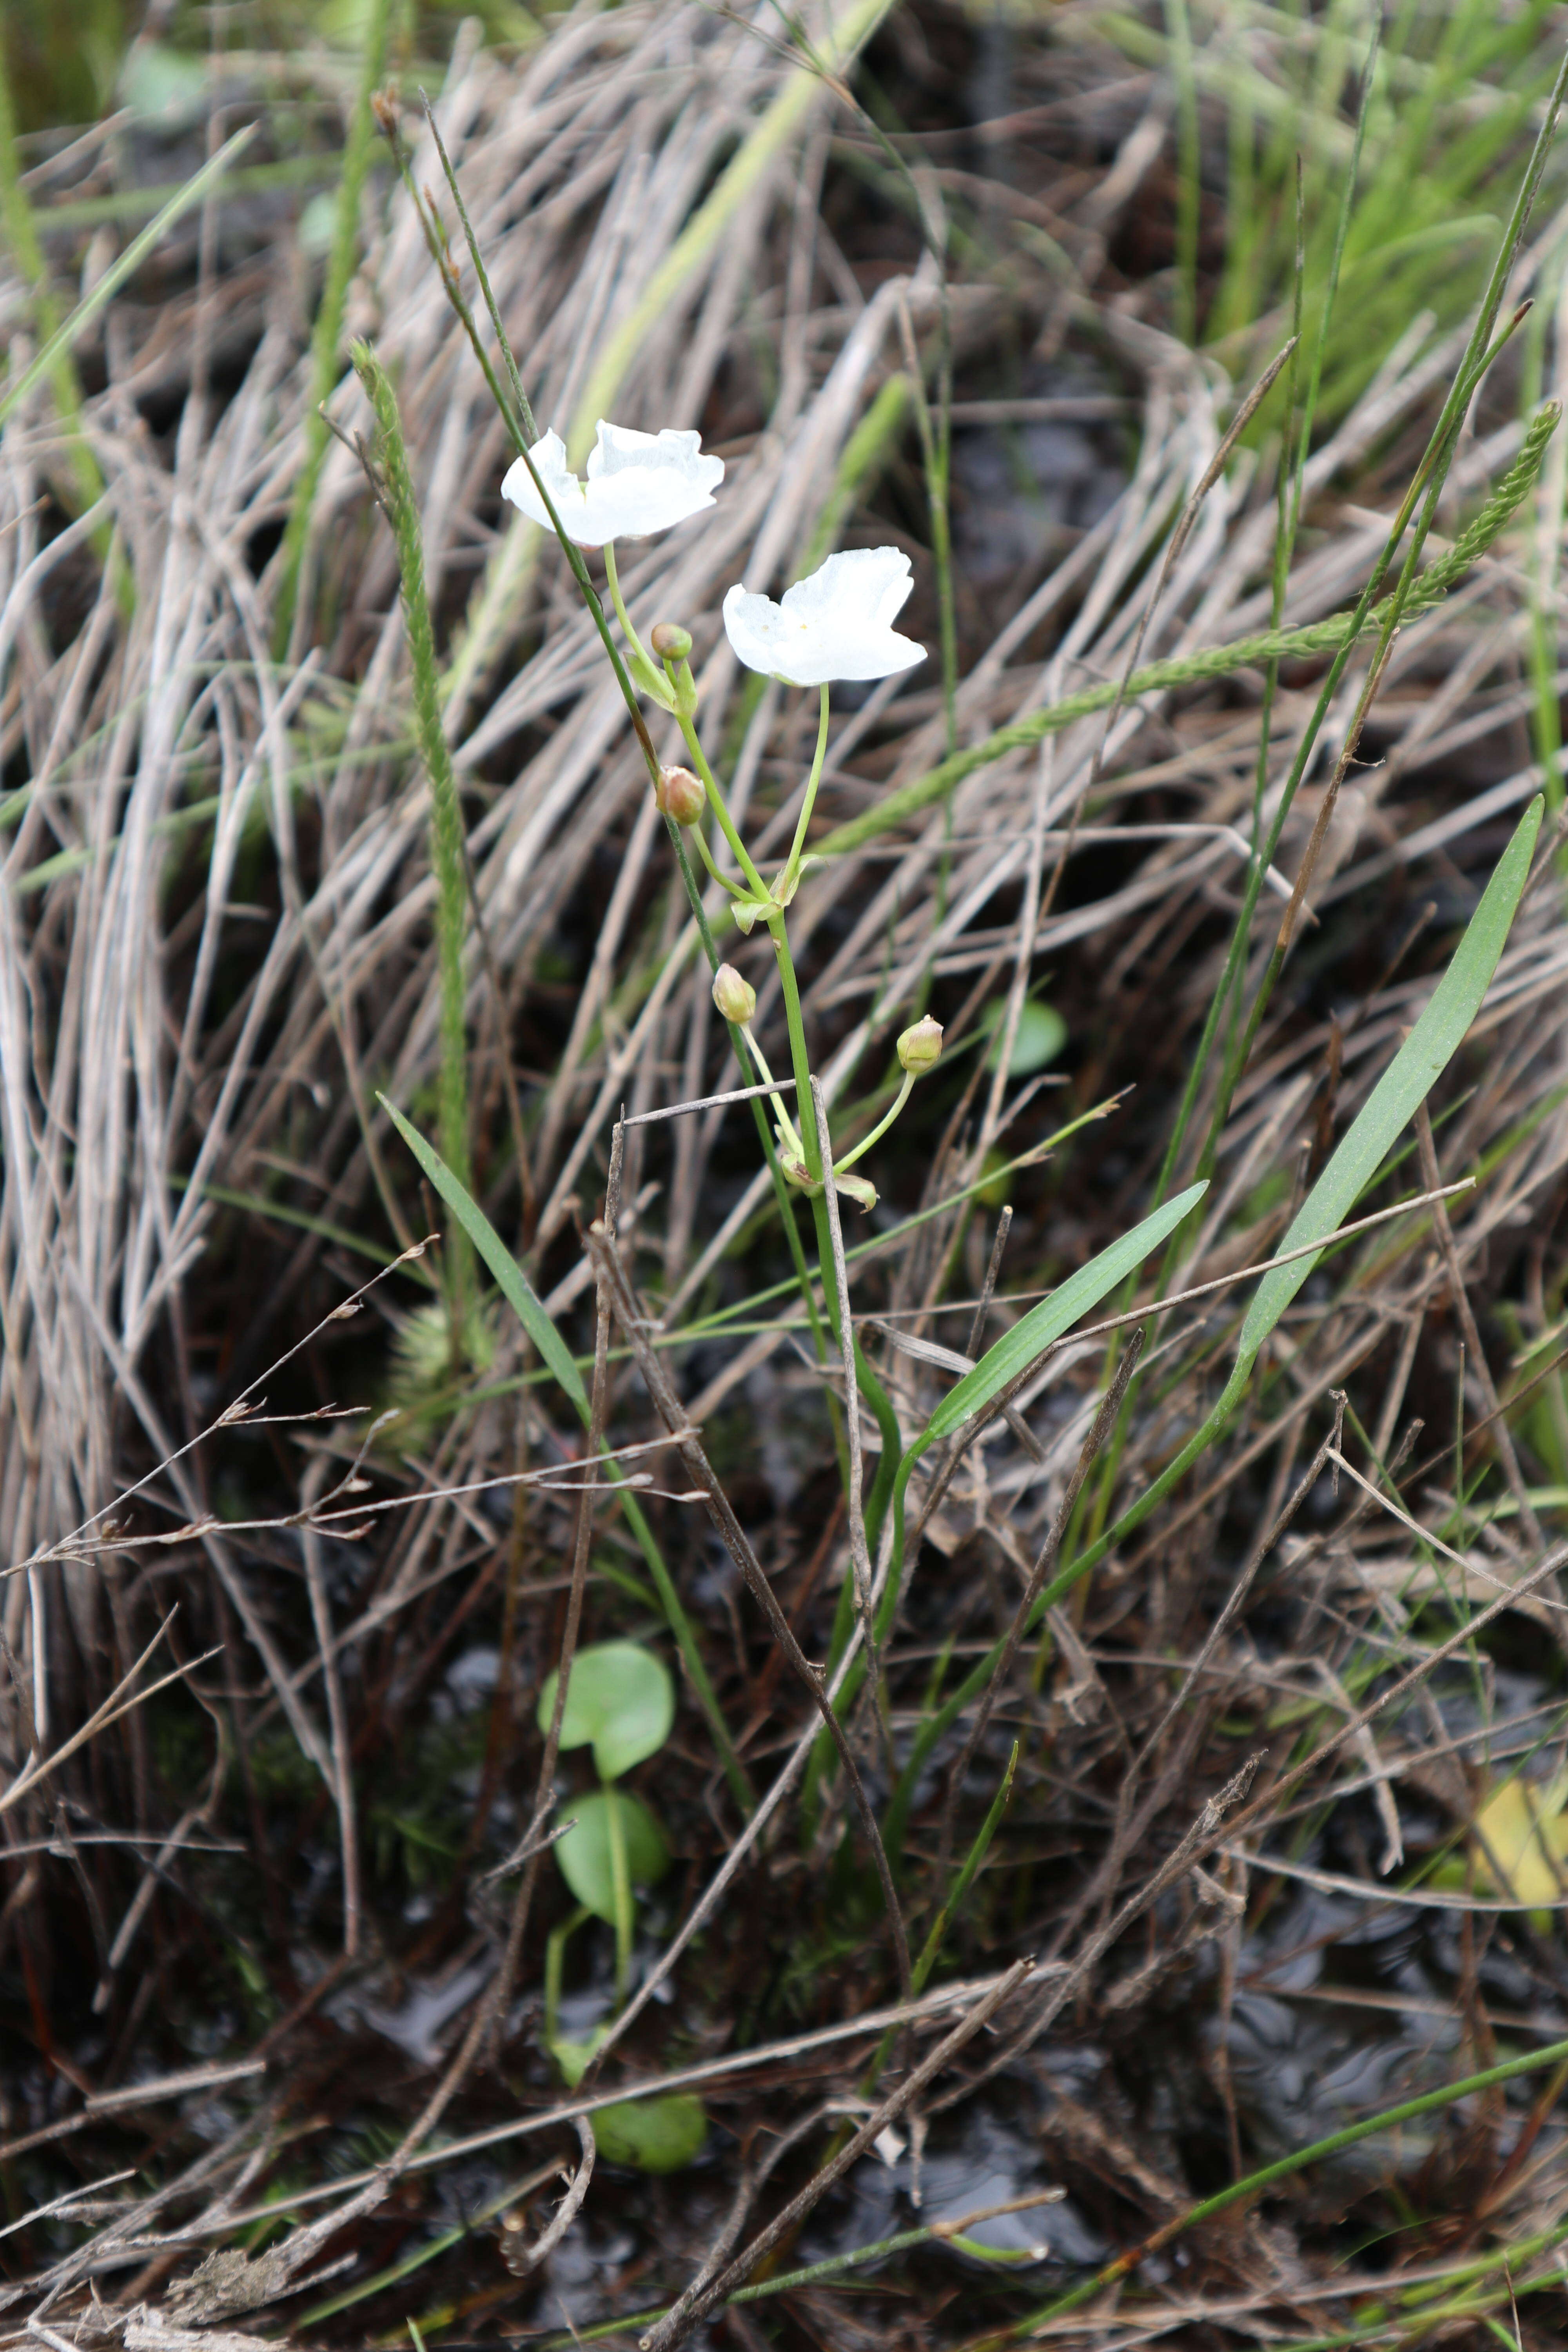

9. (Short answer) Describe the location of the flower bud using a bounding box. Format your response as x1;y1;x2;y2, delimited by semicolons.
655;764;706;826
650;621;693;662
897;1016;944;1076
711;964;756;1025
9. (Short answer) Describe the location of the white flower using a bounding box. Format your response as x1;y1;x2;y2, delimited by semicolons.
722;548;925;688
501;419;724;546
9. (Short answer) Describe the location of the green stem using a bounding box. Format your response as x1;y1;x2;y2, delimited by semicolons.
782;684;832;891
763;904;902;1526
418;94;539;444
688;815;743;898
544;1904;589;2045
676;713;769;900
662;822;836;1394
740;1025;806;1161
601;542;643;664
389;121;675;801
605;1784;633;2005
858;1742;1017;2095
603;541;676;709
833;1072;914;1175
766;910;826;1181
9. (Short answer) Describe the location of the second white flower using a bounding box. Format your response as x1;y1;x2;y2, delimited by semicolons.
722;548;925;687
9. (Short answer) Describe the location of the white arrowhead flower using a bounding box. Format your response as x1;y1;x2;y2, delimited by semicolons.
501;419;724;547
722;548;925;688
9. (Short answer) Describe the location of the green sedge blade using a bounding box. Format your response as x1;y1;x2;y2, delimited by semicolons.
381;1093;756;1812
921;1179;1208;1446
0;125;256;430
380;1093;586;1412
1234;795;1542;1370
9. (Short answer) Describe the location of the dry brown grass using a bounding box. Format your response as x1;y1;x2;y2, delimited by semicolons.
4;3;1568;2345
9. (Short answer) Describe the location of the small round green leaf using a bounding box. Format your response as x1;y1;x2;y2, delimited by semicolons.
554;1790;669;1923
592;2093;708;2173
982;998;1066;1076
551;2031;606;2089
537;1640;675;1780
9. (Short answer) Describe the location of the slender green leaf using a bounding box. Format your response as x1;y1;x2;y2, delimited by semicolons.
1234;796;1542;1368
922;1180;1208;1444
379;1094;755;1814
863;1743;1019;2093
1013;2024;1568;2340
273;0;394;653
359;352;472;1314
0;125;257;429
382;1094;585;1406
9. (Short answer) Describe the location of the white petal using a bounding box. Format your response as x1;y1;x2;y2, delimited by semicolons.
500;421;723;546
780;546;913;628
722;583;802;681
499;431;593;537
722;546;924;687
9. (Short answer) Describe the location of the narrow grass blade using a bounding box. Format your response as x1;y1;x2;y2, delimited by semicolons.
920;1181;1207;1446
356;346;473;1314
813;408;1558;864
1233;795;1542;1371
566;0;897;459
385;1095;582;1401
890;803;1544;1843
1006;2026;1568;2342
380;1096;754;1812
0;38;104;522
272;0;394;653
858;1743;1019;2098
832;1183;1205;1842
0;124;256;430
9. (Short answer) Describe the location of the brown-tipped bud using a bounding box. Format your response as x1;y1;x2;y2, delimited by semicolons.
711;964;756;1025
897;1016;944;1076
655;764;706;826
650;621;693;662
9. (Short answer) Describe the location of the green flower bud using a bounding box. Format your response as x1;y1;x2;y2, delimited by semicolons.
711;963;756;1025
897;1015;944;1076
650;621;693;662
834;1170;877;1212
655;764;706;826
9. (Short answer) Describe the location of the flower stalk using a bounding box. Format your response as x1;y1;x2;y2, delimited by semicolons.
603;542;676;708
393;126;925;1543
781;685;832;898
